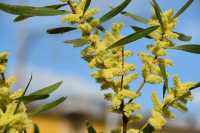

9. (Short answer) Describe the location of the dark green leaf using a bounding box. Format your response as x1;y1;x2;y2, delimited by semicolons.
100;0;131;23
189;82;200;90
34;124;40;133
83;0;91;15
175;32;192;42
30;97;66;116
64;38;89;47
86;121;97;133
151;0;164;32
30;81;63;96
0;3;66;16
130;26;153;39
143;124;155;133
170;44;200;54
108;26;159;49
97;25;105;32
121;11;148;24
14;3;68;22
158;60;169;98
47;27;77;34
173;0;193;18
18;95;49;103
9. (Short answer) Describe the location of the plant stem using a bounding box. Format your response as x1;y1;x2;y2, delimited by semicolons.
136;80;145;94
67;0;76;14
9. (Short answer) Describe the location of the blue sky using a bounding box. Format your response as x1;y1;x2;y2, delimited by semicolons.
1;0;200;126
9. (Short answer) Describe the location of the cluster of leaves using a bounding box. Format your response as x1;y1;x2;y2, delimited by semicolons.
0;0;200;133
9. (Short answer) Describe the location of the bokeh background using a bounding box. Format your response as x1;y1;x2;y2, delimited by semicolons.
1;0;200;133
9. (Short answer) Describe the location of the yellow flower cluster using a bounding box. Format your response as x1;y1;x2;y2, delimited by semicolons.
0;52;8;73
0;52;32;133
127;129;141;133
149;76;196;130
62;0;99;35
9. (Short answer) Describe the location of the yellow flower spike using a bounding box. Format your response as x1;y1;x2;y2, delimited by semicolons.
146;74;163;84
90;19;100;28
62;14;81;23
112;23;123;34
83;8;99;20
151;91;163;111
5;76;17;87
79;22;93;34
118;90;138;99
149;109;166;130
124;103;141;117
0;51;9;59
112;95;122;110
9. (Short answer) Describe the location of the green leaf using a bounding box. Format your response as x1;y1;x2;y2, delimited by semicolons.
64;38;89;47
100;0;131;23
86;121;97;133
175;32;192;42
14;3;68;22
130;26;153;39
158;60;169;98
170;44;200;54
30;81;63;96
47;27;77;34
34;124;40;133
121;11;148;24
143;124;155;133
30;97;66;116
108;26;159;49
189;82;200;90
173;0;193;18
151;0;164;32
0;3;66;16
17;95;49;103
83;0;91;15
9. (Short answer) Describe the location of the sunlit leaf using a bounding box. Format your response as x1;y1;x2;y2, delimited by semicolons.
30;81;63;96
175;32;192;42
100;0;131;23
86;121;97;133
172;102;188;112
173;0;193;18
14;3;68;22
30;97;66;116
121;11;148;24
170;44;200;54
108;26;159;49
18;95;49;103
64;38;89;47
189;82;200;90
47;27;77;34
0;3;66;16
151;0;164;32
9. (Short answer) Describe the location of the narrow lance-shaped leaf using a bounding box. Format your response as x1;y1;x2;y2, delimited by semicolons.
86;121;97;133
130;26;153;39
34;124;40;133
17;95;50;103
47;27;77;34
175;32;192;42
30;97;66;116
158;60;169;98
121;11;148;24
83;0;91;15
169;44;200;54
173;0;194;18
100;0;132;23
14;3;68;22
151;0;164;32
64;38;89;47
189;82;200;90
108;26;159;49
0;3;66;16
30;81;63;96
